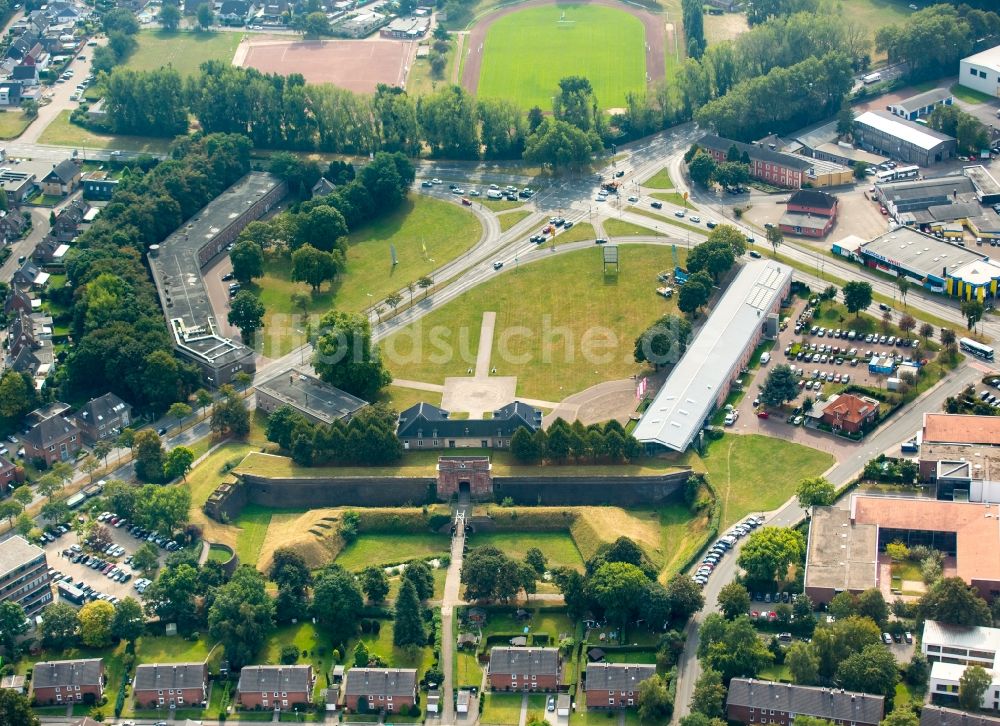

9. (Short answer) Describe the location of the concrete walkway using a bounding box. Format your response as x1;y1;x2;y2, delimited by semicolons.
518;693;529;726
440;497;470;725
475;311;497;378
393;378;446;393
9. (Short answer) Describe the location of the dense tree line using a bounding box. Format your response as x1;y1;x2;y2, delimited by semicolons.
54;134;252;413
510;418;642;464
681;0;705;59
877;4;1000;82
265;404;403;466
929;104;990;154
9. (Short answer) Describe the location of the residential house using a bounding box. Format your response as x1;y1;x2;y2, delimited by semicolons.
11;60;39;87
31;659;104;705
52;199;88;242
81;170;118;201
133;663;208;710
0;81;23;107
5;286;37;317
584;663;655;709
24;409;81;465
46;2;83;23
487;647;560;692
32;236;69;265
780;189;838;238
260;0;289;23
6;31;39;61
40;159;81;196
0;208;27;247
8;310;37;361
922;705;1000;726
0;169;38;204
343;668;417;713
397;401;542;450
74;392;132;445
725;679;884;726
0;535;51;615
219;0;256;25
236;665;314;710
820;393;879;434
311;177;335;198
0;456;23;496
13;260;49;289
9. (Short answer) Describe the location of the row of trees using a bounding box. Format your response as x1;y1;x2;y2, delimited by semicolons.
265;403;403;466
928;103;990;154
56;133;253;413
510;418;643;465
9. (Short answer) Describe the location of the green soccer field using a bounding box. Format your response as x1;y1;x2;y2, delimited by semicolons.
476;4;646;111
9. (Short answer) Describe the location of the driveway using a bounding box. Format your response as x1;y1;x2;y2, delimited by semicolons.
21;40;99;145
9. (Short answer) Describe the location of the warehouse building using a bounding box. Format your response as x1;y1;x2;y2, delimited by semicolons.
835;227;1000;300
960;45;1000;98
853;110;956;166
870;174;1000;238
148;173;286;387
634;260;792;452
887;88;953;122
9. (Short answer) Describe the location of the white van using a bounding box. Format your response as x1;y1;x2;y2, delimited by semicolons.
760;352;771;364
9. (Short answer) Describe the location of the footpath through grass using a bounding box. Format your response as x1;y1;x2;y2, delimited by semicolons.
382;244;683;400
124;29;243;77
701;434;834;527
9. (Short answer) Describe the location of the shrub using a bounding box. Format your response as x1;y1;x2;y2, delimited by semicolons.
280;644;299;664
408;704;421;717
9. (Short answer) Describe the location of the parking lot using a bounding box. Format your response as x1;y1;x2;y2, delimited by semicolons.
43;514;170;607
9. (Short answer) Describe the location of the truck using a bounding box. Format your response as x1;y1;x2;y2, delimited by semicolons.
57;581;85;606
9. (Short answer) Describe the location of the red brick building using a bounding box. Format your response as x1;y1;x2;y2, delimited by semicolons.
821;393;879;434
726;678;883;726
487;647;560;692
237;665;314;711
585;663;655;709
343;668;417;713
133;662;207;710
698;134;811;189
31;659;104;705
780;190;839;238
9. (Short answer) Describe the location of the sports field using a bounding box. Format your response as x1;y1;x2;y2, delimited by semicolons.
125;30;243;78
240;39;412;92
473;4;647;111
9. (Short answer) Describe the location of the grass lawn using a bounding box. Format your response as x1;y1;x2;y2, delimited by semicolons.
335;532;450;571
236;449;687;480
838;0;913;59
651;191;694;209
255;196;480;356
498;209;531;232
136;633;218;666
603;218;664;238
951;82;997;105
38;110;173;153
258;622;335;698
0;111;32;139
553;222;596;246
481;198;526;212
481;607;576;641
456;650;482;689
658;502;711;579
233;504;274;565
374;385;441;412
758;663;792;682
701;435;834;527
482;692;525;725
477;4;645;111
627;205;703;237
642;168;673;189
467;531;584;570
407;37;456;97
125;30;243;77
207;544;233;563
381;244;684;400
352;619;432;673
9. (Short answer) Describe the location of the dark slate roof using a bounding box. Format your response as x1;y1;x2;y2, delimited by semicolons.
10;345;39;374
585;663;655;691
488;647;560;677
397;401;541;439
788;189;837;211
922;706;1000;726
312;177;336;198
24;414;78;449
220;0;251;14
43;160;79;185
75;392;131;427
343;668;417;698
698;134;812;171
11;64;37;80
134;663;206;692
727;679;884;725
33;659;103;689
237;665;312;694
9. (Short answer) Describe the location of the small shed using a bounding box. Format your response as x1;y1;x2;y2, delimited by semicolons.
457;689;471;713
587;647;606;662
331;665;345;682
510;636;528;646
458;632;479;649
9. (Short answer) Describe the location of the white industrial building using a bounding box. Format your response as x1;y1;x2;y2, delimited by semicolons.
960;45;1000;98
633;259;793;452
924;620;1000;710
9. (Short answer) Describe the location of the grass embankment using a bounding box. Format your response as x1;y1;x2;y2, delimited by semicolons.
255;195;481;356
38;110;173;153
381;245;685;400
498;209;532;232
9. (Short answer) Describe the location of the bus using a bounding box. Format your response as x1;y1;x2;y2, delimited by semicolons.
960;337;995;361
875;166;920;184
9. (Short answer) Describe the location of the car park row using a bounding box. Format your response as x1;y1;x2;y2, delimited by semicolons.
692;515;765;586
